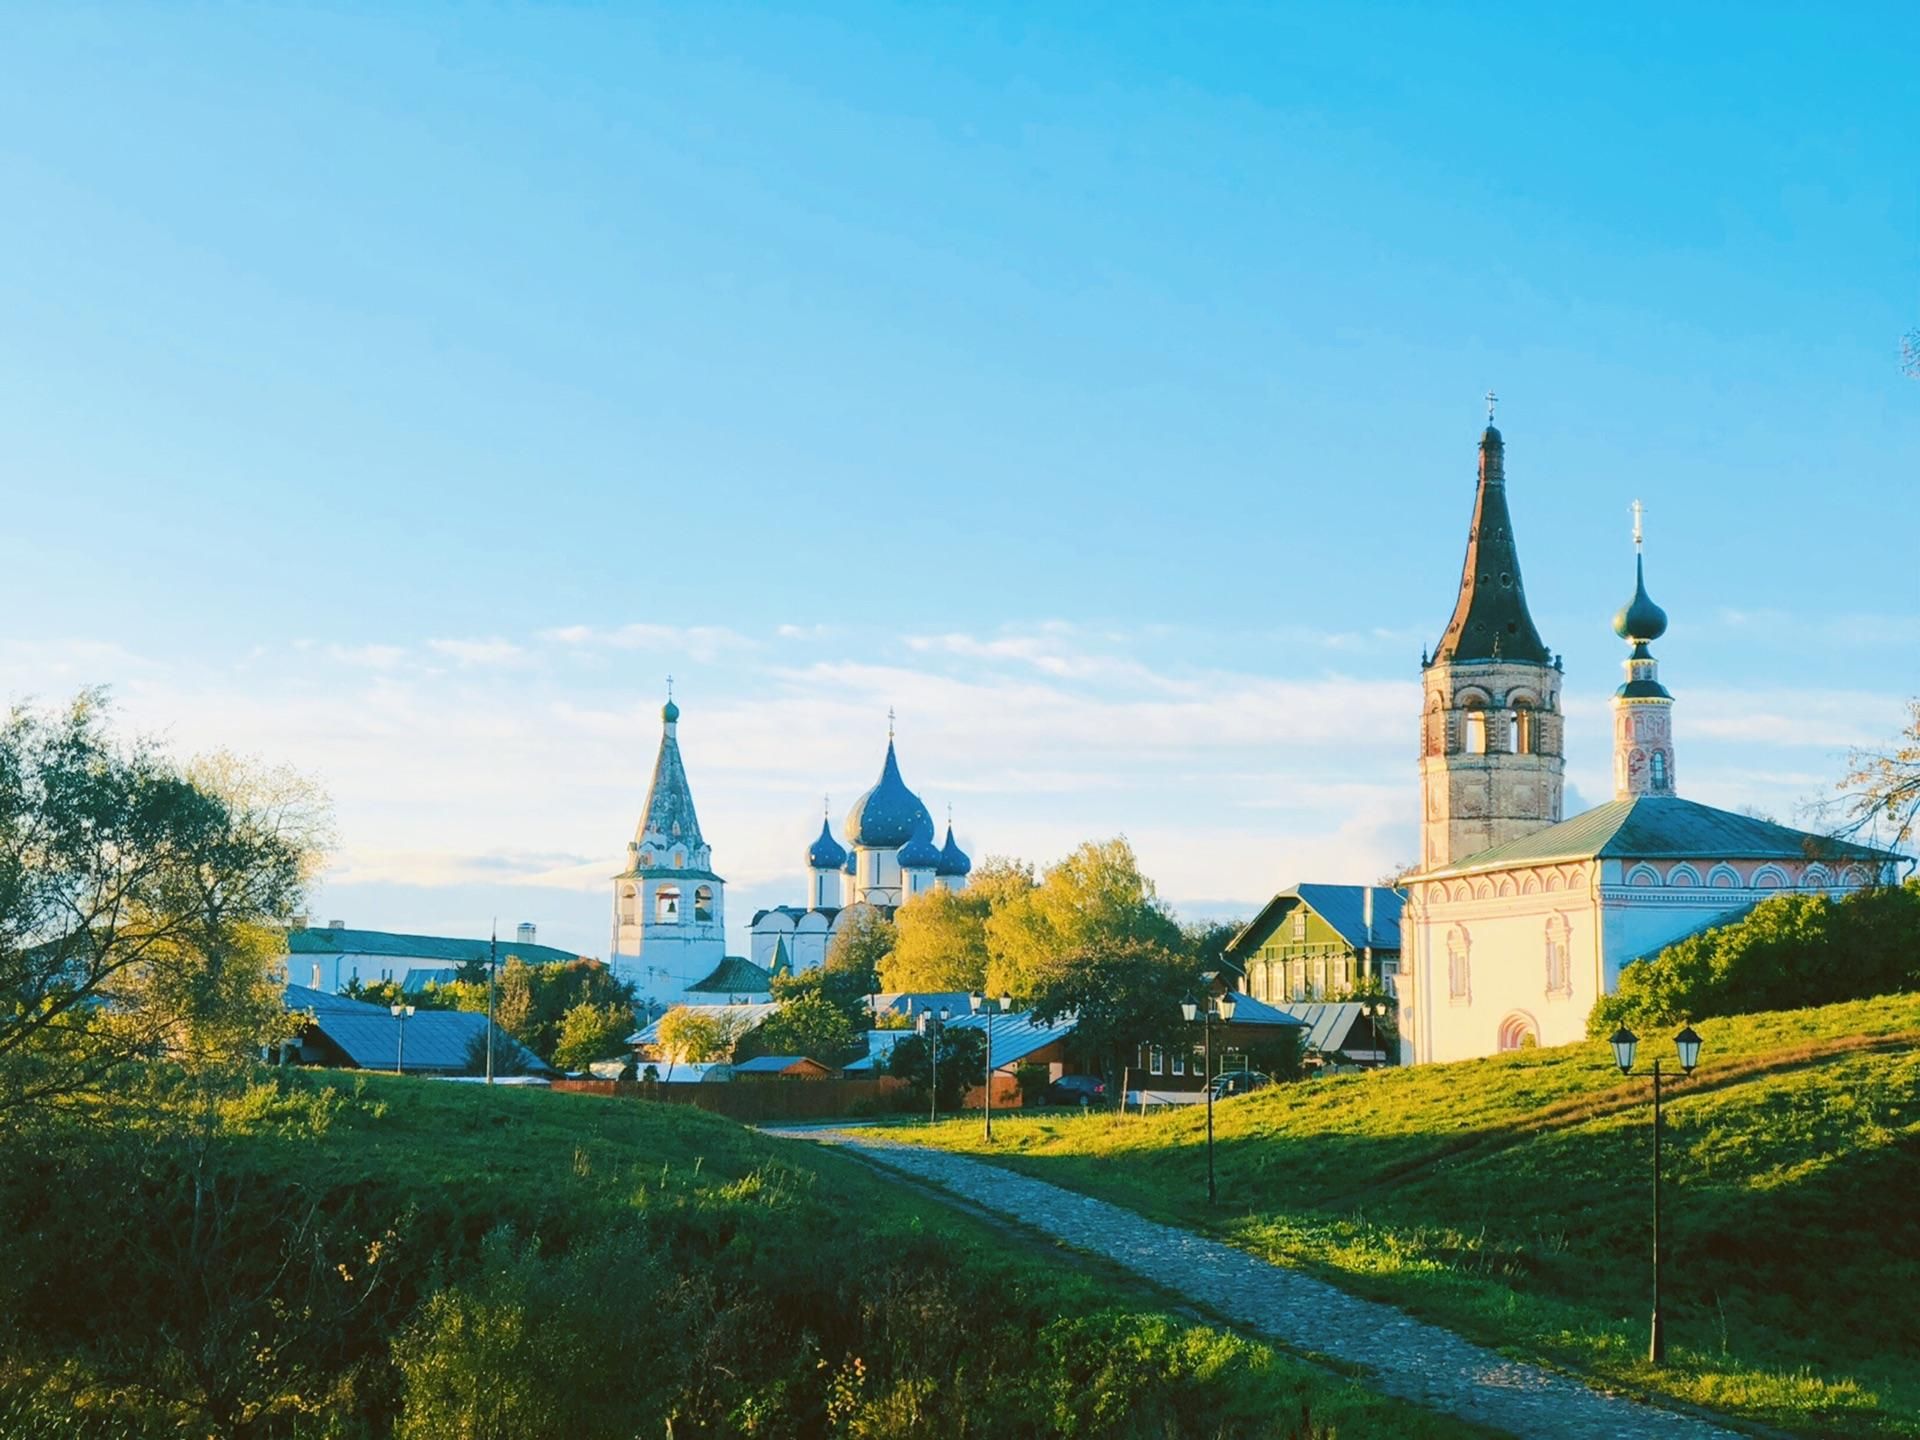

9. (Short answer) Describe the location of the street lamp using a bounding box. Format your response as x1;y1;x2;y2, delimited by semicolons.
1179;978;1238;1205
1365;998;1392;1065
1609;1022;1704;1365
390;1003;416;1074
917;1005;951;1124
969;990;1014;1142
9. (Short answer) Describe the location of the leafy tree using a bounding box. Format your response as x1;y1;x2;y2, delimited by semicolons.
552;1000;638;1072
1181;920;1242;979
653;1005;744;1079
748;990;860;1066
882;857;1035;994
1025;939;1196;1084
0;694;327;1127
823;906;895;991
885;1024;987;1111
986;839;1180;996
1839;697;1920;852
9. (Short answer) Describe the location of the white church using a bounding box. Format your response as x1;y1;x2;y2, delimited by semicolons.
746;729;973;973
1397;417;1901;1063
608;700;973;1009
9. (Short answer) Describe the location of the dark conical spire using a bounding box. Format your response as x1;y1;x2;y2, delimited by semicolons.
1431;423;1552;665
636;702;703;847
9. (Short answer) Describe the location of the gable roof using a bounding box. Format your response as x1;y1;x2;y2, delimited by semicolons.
732;1054;830;1074
1213;993;1308;1029
1226;885;1404;958
1265;1001;1374;1053
628;1001;779;1048
1417;796;1896;880
286;926;587;967
687;955;773;995
290;998;552;1075
282;981;386;1015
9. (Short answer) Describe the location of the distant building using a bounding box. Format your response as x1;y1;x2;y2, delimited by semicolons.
284;920;584;995
608;698;744;1010
750;728;975;973
1398;421;1900;1063
279;983;551;1076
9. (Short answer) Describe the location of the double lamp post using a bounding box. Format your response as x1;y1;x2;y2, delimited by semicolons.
1179;978;1237;1205
1608;1021;1704;1366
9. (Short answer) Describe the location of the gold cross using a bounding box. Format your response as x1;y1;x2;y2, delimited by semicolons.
1631;499;1644;550
1486;390;1497;423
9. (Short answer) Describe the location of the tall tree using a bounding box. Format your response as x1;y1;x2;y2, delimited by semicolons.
0;694;328;1127
652;1005;743;1080
748;990;860;1065
552;1000;638;1072
986;838;1180;996
1022;938;1195;1084
822;906;895;992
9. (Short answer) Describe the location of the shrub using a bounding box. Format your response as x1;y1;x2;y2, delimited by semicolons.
1590;880;1920;1034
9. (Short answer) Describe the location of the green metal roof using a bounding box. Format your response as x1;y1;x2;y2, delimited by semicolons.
614;865;726;883
286;926;588;966
686;955;773;995
1419;796;1895;879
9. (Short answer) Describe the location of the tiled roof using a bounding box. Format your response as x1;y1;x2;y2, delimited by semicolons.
286;927;586;966
1417;796;1896;879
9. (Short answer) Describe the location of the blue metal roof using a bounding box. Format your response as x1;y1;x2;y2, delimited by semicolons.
936;824;972;877
806;818;848;870
845;739;932;848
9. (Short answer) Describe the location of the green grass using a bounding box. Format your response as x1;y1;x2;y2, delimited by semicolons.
2;1069;1494;1439
887;994;1920;1439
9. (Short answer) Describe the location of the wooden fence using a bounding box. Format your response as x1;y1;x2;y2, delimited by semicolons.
551;1075;916;1122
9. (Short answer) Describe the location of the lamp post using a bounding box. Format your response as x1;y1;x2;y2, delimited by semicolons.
1180;979;1238;1205
485;922;498;1085
1366;998;1391;1065
1609;1022;1704;1365
917;1005;951;1124
390;1003;416;1074
969;990;1014;1142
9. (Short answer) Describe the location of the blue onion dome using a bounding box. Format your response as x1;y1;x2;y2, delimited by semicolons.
662;698;680;724
844;739;933;848
1612;555;1669;642
936;824;972;878
897;824;943;870
806;818;847;871
842;848;857;876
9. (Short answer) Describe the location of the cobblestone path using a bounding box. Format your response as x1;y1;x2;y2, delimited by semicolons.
772;1129;1744;1440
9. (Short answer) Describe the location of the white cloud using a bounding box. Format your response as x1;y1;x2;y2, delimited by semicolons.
428;637;526;666
323;643;409;670
541;623;754;661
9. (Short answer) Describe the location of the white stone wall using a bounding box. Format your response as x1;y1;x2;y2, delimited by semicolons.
1404;856;1894;1064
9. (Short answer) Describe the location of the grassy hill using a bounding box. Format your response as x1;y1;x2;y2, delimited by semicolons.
894;995;1920;1439
0;1070;1491;1440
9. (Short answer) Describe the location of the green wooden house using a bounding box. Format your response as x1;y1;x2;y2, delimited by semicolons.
1224;884;1404;1005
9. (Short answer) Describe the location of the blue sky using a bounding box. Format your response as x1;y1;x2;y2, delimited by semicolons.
3;4;1915;956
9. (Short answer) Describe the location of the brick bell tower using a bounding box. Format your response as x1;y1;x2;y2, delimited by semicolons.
1417;402;1566;871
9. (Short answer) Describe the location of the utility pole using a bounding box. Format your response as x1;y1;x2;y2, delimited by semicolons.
486;919;498;1085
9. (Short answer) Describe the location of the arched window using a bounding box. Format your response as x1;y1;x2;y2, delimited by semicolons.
1513;706;1534;755
1464;707;1488;755
655;886;681;924
619;884;638;924
1649;751;1668;791
693;884;714;922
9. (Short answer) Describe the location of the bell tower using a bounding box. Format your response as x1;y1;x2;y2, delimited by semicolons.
1610;501;1676;799
1418;406;1565;870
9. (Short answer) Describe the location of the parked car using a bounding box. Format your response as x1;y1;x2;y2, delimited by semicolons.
1208;1070;1273;1099
1043;1074;1108;1107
